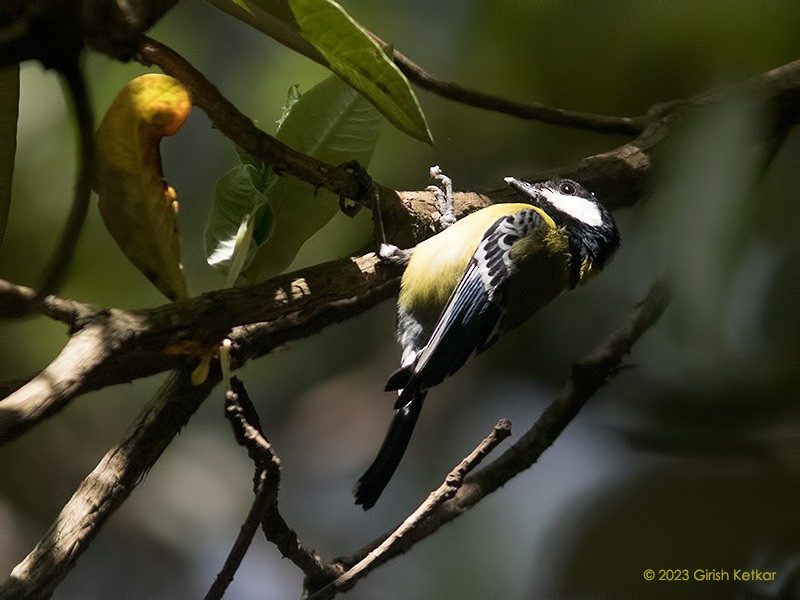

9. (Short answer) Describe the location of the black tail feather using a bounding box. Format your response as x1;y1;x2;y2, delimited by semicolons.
384;365;412;392
353;391;426;509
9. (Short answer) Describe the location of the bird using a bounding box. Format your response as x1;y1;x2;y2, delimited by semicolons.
353;171;621;509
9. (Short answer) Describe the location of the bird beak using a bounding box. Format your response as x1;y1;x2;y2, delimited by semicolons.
504;177;546;202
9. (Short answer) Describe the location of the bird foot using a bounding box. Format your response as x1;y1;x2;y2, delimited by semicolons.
428;165;456;230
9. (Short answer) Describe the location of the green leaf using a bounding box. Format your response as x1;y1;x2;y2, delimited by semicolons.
277;83;302;129
204;163;275;284
206;75;381;284
0;64;19;247
206;86;298;282
205;0;431;143
245;73;382;281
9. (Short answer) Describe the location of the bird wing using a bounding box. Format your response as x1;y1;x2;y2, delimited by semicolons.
391;208;546;406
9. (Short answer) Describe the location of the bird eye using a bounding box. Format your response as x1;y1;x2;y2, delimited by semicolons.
560;182;576;195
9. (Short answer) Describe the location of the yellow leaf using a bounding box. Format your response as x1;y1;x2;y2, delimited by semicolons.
191;352;212;386
94;74;192;301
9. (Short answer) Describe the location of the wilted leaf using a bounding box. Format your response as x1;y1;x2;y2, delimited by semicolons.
94;74;191;301
205;0;431;143
0;64;19;247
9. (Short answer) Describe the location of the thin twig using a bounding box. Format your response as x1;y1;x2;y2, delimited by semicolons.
212;378;340;589
462;280;673;499
369;34;645;136
309;419;512;599
260;505;342;591
136;36;362;200
206;378;281;600
0;279;88;322
205;470;274;600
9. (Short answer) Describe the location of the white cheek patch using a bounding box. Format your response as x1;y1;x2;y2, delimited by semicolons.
544;191;604;226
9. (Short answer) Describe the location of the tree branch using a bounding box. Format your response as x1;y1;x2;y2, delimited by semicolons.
329;280;672;590
82;0;179;59
0;253;402;445
206;378;282;600
136;36;364;201
0;321;110;441
0;367;217;599
210;377;349;590
0;278;669;599
0;3;95;309
309;419;513;599
2;48;798;440
382;54;800;244
372;35;644;136
31;57;94;305
0;279;89;323
2;52;798;442
131;36;800;237
133;36;800;237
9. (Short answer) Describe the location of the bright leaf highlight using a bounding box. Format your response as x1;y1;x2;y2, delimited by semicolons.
94;74;191;301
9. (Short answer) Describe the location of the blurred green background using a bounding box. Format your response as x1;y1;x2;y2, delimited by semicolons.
1;1;799;598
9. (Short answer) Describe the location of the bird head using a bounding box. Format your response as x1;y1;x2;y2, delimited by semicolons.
504;176;621;281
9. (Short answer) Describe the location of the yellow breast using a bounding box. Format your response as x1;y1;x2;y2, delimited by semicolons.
398;203;553;322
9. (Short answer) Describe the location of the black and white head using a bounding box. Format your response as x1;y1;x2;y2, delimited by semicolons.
505;176;620;281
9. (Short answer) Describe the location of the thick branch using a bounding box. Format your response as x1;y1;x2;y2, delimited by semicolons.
0;368;216;599
390;55;800;240
0;322;108;440
0;253;401;444
0;279;669;599
3;51;799;442
132;37;800;233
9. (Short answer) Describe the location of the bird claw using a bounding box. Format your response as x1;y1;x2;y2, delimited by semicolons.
378;243;412;266
429;165;456;230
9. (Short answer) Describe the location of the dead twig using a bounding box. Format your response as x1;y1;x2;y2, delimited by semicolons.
309;419;512;599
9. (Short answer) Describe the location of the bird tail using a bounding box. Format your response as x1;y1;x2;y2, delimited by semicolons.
353;390;426;510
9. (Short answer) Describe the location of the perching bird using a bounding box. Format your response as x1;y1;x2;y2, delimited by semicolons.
353;171;620;509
